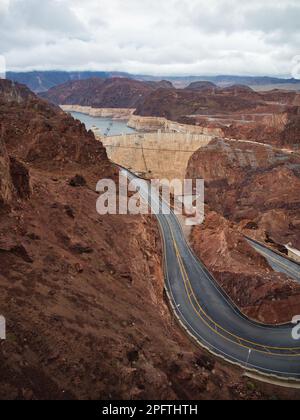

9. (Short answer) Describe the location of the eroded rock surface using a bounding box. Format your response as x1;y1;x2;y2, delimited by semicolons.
135;86;300;149
187;138;300;323
1;79;300;400
0;135;13;207
40;77;173;109
191;210;300;324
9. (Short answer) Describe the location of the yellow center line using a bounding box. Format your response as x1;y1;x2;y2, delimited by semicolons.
166;218;300;356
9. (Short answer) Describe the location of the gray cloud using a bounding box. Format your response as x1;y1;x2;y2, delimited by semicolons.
246;4;300;34
0;0;299;76
12;0;87;35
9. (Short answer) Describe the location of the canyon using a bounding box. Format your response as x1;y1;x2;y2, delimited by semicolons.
135;86;300;150
40;78;173;109
42;77;300;151
1;76;300;399
3;78;295;400
187;138;300;324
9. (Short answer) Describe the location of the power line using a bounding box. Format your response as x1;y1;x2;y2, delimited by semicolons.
103;142;300;156
102;144;201;153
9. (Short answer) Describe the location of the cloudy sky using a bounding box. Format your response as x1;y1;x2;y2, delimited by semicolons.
0;0;299;77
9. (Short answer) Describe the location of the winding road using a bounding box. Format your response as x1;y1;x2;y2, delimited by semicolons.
121;168;300;381
247;239;300;283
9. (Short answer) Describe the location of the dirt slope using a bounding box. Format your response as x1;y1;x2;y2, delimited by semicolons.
187;138;300;324
1;80;300;400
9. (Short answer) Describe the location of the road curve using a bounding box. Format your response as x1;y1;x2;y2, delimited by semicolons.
247;239;300;283
121;168;300;381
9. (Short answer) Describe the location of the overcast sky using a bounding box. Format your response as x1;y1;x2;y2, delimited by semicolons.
0;0;299;77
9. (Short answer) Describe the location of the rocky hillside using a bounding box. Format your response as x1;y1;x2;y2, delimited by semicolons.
39;77;173;109
135;86;300;149
0;135;13;207
0;79;108;167
222;106;300;149
187;138;300;323
3;79;293;400
185;81;218;93
2;80;300;399
39;76;300;149
135;87;261;120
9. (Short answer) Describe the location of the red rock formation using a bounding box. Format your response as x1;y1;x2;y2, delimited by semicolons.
0;135;13;207
187;138;300;248
191;210;300;324
2;78;285;401
2;80;300;399
135;87;261;120
187;138;300;324
185;81;218;94
39;77;300;149
9;156;31;199
0;79;108;167
135;85;300;149
261;89;300;106
40;77;173;109
280;107;300;148
0;130;30;207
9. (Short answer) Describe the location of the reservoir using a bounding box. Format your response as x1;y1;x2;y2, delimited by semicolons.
70;111;136;136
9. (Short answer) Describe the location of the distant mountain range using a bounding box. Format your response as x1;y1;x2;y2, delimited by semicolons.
6;70;300;93
39;77;173;108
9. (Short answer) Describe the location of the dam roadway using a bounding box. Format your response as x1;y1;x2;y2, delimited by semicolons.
121;168;300;381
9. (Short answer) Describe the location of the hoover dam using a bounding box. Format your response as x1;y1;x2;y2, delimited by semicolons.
99;131;213;179
69;108;217;179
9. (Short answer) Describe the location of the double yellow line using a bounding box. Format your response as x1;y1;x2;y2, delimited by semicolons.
165;218;300;357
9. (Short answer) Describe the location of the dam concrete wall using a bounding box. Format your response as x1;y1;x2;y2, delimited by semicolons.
100;132;214;179
127;114;224;136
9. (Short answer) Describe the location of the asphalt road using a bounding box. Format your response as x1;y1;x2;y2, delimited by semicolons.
247;239;300;283
121;168;300;381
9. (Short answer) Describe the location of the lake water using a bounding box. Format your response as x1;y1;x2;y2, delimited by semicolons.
70;111;136;136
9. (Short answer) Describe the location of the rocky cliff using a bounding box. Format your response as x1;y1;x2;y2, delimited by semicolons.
135;86;300;150
0;80;107;168
191;210;300;324
187;138;300;324
1;79;287;400
40;77;173;109
0;135;13;207
134;87;260;120
39;77;300;150
185;81;218;93
0;136;31;208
